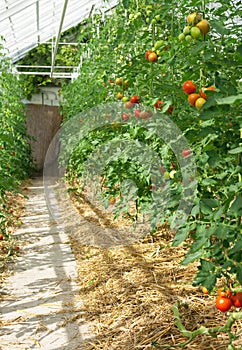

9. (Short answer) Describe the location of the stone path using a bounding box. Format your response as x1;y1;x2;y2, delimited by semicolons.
0;178;93;350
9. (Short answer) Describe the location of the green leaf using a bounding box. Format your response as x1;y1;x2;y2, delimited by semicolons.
228;195;242;216
216;94;242;105
228;146;242;154
172;227;189;246
211;20;229;35
236;264;242;284
193;272;217;291
229;238;242;258
181;250;203;265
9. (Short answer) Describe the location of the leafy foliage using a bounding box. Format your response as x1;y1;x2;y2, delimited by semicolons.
60;0;242;289
0;44;32;236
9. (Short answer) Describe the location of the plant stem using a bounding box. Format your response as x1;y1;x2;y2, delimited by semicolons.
152;302;242;349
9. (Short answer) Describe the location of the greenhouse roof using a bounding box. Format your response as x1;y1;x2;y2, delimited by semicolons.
0;0;118;78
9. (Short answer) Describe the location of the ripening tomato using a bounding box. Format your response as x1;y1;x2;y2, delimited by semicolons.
187;12;202;25
182;80;197;94
195;97;206;109
117;92;123;100
218;287;232;299
201;286;209;295
188;93;201;106
130;95;141;104
115;77;123;86
200;86;216;99
196;19;210;35
215;296;232;312
109;197;116;204
125;101;134;109
148;52;158;62
231;292;242;308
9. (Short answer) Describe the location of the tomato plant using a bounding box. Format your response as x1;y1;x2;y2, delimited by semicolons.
0;43;32;240
60;0;242;295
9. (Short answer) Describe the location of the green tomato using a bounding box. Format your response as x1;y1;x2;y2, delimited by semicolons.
154;40;164;50
151;19;157;25
155;15;160;21
163;171;170;179
183;26;190;35
122;96;129;102
178;33;185;41
129;14;134;20
134;12;141;19
190;26;201;39
185;35;192;42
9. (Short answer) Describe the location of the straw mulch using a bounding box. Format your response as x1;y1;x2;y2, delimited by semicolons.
68;196;242;350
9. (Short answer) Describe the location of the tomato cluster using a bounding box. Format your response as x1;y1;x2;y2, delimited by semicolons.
215;288;242;312
178;12;210;42
182;80;216;110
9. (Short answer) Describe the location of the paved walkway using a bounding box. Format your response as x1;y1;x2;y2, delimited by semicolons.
0;178;93;350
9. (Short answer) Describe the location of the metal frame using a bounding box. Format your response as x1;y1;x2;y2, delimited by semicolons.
0;0;118;79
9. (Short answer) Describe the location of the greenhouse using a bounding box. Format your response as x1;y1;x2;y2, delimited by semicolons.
0;1;242;349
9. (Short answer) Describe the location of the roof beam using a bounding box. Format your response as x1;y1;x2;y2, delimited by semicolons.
50;0;69;78
0;0;36;22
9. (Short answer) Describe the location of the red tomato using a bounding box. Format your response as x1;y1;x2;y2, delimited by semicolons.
134;109;141;118
167;105;174;114
0;234;3;240
182;149;191;157
188;93;200;106
130;95;141;104
154;99;164;109
140;110;152;119
145;50;152;60
182;80;197;94
122;113;130;121
231;292;242;308
215;296;232;312
148;52;158;62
